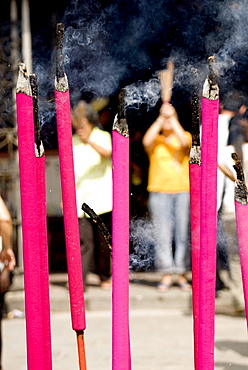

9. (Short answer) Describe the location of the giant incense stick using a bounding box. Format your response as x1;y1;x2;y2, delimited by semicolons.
198;57;219;370
189;71;201;370
16;63;45;369
54;23;86;369
30;73;52;370
112;89;132;370
232;153;248;325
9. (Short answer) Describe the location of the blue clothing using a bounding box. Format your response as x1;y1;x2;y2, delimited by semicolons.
148;192;190;274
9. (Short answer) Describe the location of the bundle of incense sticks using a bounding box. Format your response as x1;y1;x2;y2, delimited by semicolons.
218;163;236;182
54;23;87;369
232;153;248;325
112;89;132;370
16;63;51;369
189;69;201;370
159;60;174;102
198;56;219;370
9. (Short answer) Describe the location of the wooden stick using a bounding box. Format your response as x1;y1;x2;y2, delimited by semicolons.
81;203;112;256
159;60;174;102
76;331;87;370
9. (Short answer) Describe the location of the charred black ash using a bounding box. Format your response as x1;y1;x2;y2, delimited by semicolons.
232;152;248;205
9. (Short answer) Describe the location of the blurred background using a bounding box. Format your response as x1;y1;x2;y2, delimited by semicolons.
0;0;247;271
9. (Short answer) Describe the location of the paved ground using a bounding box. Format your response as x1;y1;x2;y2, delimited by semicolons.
1;271;248;369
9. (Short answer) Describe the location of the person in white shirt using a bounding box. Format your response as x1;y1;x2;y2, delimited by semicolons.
72;101;112;289
0;196;15;369
218;112;248;312
216;91;247;294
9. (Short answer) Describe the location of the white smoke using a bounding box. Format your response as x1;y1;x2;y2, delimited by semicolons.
130;217;155;271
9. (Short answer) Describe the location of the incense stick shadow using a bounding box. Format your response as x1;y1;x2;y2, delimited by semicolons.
86;282;103;288
50;281;68;288
215;341;248;358
215;309;246;318
8;272;24;292
8;286;24;292
129;278;158;288
214;363;247;370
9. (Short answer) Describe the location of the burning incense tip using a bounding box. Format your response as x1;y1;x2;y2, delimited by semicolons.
16;63;32;96
232;152;248;205
82;203;112;255
203;56;219;100
112;89;129;137
112;115;129;137
189;146;201;166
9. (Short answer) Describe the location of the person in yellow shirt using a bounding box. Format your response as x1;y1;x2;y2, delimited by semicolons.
142;102;191;291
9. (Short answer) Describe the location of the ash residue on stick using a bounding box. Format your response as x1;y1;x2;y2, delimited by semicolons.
82;203;112;256
30;74;44;157
56;23;65;80
112;88;129;137
232;152;248;205
202;56;219;101
16;63;32;96
189;68;201;165
55;23;69;92
191;69;201;147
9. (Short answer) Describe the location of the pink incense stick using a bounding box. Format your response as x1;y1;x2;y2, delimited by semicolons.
54;23;85;333
36;154;52;369
112;92;132;370
198;57;219;370
189;83;201;370
190;162;201;370
30;74;52;370
232;153;248;325
55;24;86;369
54;83;85;330
16;63;45;369
235;201;248;319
